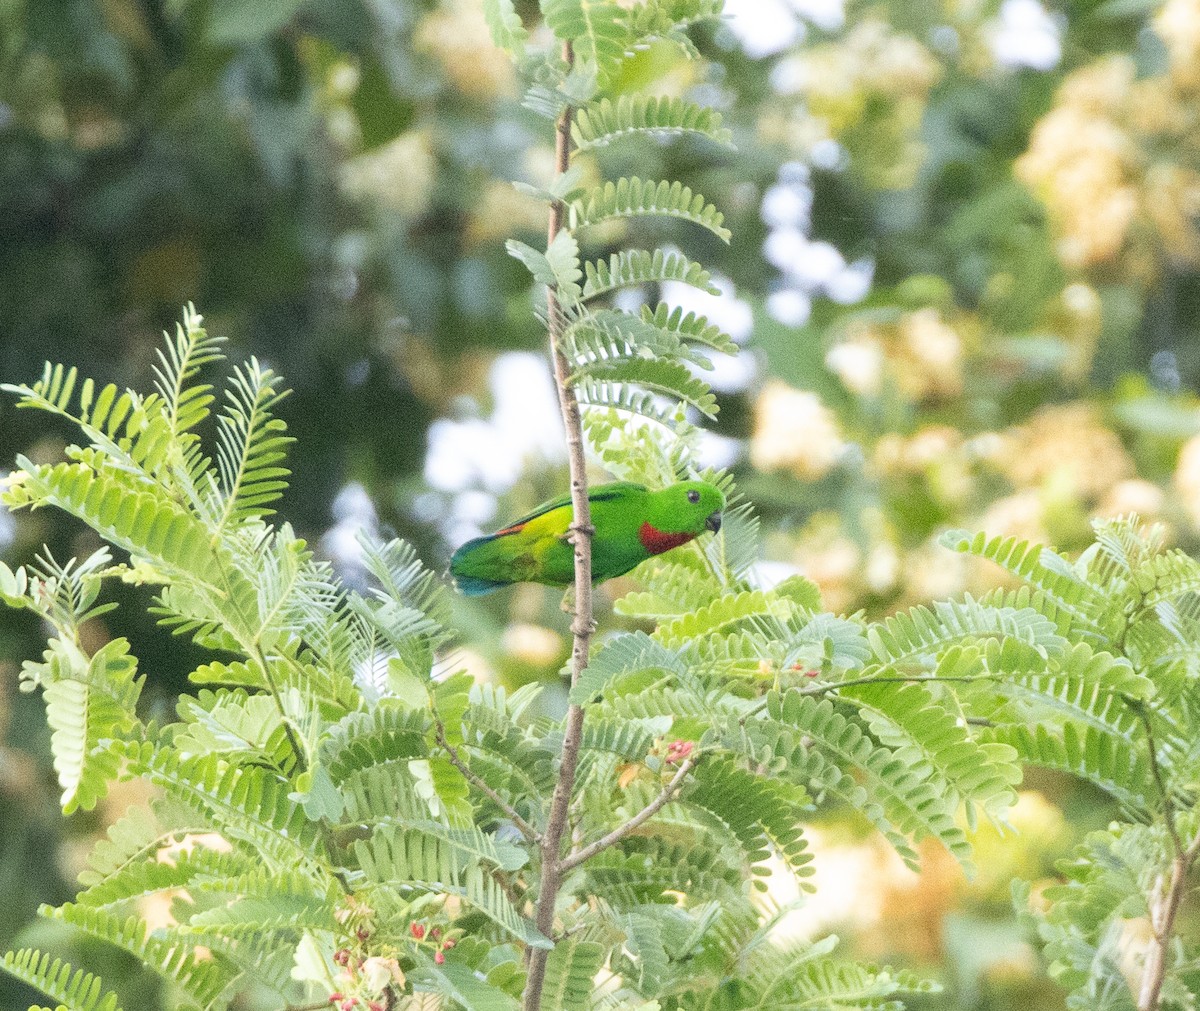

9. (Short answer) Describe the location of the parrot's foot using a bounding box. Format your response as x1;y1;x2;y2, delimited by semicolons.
568;522;595;542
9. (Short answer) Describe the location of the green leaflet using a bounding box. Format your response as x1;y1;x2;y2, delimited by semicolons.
581;249;718;300
571;177;731;241
541;0;630;85
482;0;528;57
541;937;605;1011
0;950;124;1011
573;95;734;150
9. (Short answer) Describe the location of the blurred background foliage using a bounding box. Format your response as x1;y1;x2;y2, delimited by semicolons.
3;0;1200;1007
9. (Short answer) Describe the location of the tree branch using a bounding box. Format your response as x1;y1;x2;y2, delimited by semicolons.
524;41;593;1011
1138;850;1190;1011
560;757;695;873
1136;705;1193;1011
435;720;541;845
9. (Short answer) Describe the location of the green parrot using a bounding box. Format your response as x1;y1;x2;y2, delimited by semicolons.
450;480;725;595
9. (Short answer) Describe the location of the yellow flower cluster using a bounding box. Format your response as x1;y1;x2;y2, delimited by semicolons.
993;403;1134;501
1157;0;1200;90
340;131;437;219
771;20;942;188
416;0;518;99
1017;42;1200;273
827;309;966;403
750;381;848;480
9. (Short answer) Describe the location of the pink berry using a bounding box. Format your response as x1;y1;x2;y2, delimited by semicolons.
329;995;344;1005
435;951;445;964
666;740;693;763
334;950;351;966
411;923;426;940
442;938;456;950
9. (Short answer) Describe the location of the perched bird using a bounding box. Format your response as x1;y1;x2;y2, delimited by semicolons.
450;480;725;596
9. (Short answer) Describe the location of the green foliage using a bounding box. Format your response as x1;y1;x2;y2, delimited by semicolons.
1;950;124;1011
7;3;1200;1011
10;308;1200;1011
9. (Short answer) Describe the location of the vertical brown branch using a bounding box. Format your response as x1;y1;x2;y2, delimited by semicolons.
523;41;592;1011
1135;709;1197;1011
1138;852;1190;1011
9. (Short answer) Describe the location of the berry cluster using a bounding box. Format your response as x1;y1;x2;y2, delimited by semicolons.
664;739;694;764
410;921;457;964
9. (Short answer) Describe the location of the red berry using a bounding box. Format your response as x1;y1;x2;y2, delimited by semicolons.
329;995;344;1004
356;927;370;942
368;1003;384;1011
442;938;456;950
334;950;351;966
430;927;442;940
435;951;445;964
410;923;426;940
340;1001;357;1011
665;740;693;764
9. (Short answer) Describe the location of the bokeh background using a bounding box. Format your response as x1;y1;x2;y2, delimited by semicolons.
3;0;1200;1007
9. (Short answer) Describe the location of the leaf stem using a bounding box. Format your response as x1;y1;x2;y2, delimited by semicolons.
434;719;541;844
560;756;695;873
523;41;592;1011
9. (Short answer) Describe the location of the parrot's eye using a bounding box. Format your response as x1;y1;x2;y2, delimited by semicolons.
686;489;700;504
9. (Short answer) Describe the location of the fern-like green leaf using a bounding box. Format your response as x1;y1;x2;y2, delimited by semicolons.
581;248;718;300
940;529;1104;630
8;458;225;586
768;690;973;870
152;305;225;439
572;95;733;150
839;679;1020;829
43;903;230;1008
540;937;605;1011
868;597;1065;666
575;379;690;431
542;0;630;84
990;723;1153;814
482;0;527;57
571;177;730;241
572;357;717;418
507;231;583;307
209;358;292;530
1;950;123;1011
639;302;738;354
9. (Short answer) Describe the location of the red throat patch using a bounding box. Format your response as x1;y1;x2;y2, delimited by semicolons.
638;521;696;556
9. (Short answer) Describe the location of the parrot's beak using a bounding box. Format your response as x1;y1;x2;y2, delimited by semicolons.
705;511;722;533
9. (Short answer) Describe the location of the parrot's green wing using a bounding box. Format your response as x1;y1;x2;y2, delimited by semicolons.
493;481;647;535
450;482;648;595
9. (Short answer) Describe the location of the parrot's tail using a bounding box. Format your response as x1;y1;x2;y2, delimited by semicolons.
450;535;514;595
452;573;508;596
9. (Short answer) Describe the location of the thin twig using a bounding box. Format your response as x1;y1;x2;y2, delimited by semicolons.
739;672;996;724
1138;705;1183;858
251;643;309;771
1138;850;1191;1011
435;720;541;844
560;757;696;873
1135;701;1195;1011
524;40;593;1011
797;673;994;695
